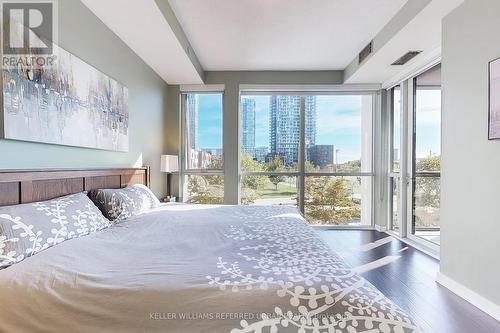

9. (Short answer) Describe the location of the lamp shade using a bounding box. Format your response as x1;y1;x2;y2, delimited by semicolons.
160;155;178;173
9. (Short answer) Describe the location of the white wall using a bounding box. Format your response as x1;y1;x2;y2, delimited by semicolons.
441;0;500;307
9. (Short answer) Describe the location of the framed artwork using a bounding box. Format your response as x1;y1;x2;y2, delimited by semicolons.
1;44;129;152
488;57;500;140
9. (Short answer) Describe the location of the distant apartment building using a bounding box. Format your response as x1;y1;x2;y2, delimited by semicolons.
187;94;198;150
269;96;316;165
201;148;223;157
251;146;269;162
241;98;256;153
189;149;212;169
308;145;334;168
265;152;286;164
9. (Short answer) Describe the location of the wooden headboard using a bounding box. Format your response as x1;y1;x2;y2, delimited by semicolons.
0;167;150;207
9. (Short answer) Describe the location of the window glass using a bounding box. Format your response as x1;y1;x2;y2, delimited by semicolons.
184;175;224;204
413;64;441;244
241;175;298;206
304;176;372;226
239;93;373;226
305;95;372;173
184;93;223;170
392;87;401;172
241;95;302;172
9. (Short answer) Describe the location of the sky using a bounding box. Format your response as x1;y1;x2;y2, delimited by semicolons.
194;91;441;162
196;94;223;148
393;89;441;159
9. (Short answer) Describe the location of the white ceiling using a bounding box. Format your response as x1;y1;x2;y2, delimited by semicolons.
345;0;464;85
168;0;407;71
81;0;203;84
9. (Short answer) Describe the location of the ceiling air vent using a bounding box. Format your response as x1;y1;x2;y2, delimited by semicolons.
391;51;422;65
358;41;373;65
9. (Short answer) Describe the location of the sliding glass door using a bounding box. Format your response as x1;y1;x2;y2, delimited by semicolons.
412;65;441;245
240;93;374;226
388;64;441;249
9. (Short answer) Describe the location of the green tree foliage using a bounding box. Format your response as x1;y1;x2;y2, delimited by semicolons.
416;155;440;172
187;175;224;204
241;154;267;204
305;177;360;225
415;155;441;208
339;160;361;172
266;155;286;190
187;156;224;204
188;153;363;226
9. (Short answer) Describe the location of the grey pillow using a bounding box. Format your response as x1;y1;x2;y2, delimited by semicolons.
89;184;160;222
0;192;112;270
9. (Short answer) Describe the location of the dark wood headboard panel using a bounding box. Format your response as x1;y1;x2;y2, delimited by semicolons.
0;167;150;206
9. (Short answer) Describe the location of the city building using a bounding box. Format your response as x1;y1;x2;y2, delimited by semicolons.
201;148;223;157
241;98;256;153
265;152;286;164
308;145;334;168
189;149;213;169
269;96;316;165
251;146;269;162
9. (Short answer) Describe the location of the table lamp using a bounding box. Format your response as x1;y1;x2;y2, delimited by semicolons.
160;154;179;199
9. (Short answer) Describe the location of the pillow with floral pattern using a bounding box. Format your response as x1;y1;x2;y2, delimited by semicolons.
0;192;112;269
89;184;160;223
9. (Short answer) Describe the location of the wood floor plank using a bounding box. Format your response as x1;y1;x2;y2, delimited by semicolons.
318;230;500;333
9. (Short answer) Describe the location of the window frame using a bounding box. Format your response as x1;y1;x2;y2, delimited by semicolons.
384;62;441;256
411;75;441;239
388;86;402;231
239;91;377;227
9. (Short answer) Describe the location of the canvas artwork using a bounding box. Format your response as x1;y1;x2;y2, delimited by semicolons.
489;57;500;140
1;45;129;151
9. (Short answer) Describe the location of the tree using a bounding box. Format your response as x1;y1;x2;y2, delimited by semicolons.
241;154;267;204
416;155;440;172
340;160;361;172
266;155;286;190
187;175;224;204
415;155;441;208
186;156;224;204
305;177;360;225
206;156;224;186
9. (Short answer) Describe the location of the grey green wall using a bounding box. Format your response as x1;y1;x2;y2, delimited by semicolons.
441;0;500;306
0;0;169;197
166;71;344;202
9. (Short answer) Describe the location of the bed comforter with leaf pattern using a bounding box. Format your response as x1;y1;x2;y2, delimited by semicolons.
0;204;421;333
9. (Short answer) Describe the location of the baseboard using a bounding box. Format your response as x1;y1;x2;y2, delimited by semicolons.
436;272;500;322
374;224;387;232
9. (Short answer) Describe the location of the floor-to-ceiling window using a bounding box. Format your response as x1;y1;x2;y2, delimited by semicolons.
412;65;441;245
387;63;441;250
240;92;374;226
180;92;224;204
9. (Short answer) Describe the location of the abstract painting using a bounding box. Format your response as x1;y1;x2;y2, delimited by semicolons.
1;44;129;151
489;57;500;140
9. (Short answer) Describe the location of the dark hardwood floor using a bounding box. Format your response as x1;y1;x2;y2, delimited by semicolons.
318;230;500;333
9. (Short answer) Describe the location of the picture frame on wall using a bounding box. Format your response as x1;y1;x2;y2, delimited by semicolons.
1;43;129;152
488;57;500;140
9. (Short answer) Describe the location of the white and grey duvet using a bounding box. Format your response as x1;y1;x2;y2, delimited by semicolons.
0;204;421;333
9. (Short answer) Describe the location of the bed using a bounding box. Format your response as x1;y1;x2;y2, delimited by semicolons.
0;168;421;333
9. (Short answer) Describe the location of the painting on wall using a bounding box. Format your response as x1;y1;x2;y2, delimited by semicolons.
1;44;129;152
489;57;500;140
